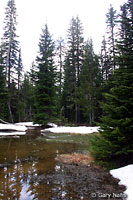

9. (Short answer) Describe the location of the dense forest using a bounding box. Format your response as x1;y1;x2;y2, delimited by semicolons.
0;0;133;163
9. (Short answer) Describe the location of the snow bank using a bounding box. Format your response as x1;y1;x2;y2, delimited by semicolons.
16;122;39;126
0;123;99;135
110;165;133;200
47;122;58;128
16;122;57;127
0;132;25;136
0;123;27;132
42;126;100;134
0;122;57;136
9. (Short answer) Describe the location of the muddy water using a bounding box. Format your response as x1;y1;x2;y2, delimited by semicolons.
0;135;78;200
0;135;126;200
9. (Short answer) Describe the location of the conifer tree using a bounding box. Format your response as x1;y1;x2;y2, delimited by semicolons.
1;0;20;122
21;73;35;121
62;54;75;122
56;37;65;120
106;5;117;71
62;16;84;123
100;36;111;81
2;0;19;87
33;24;57;126
30;62;37;85
78;40;102;125
56;37;64;95
89;0;133;164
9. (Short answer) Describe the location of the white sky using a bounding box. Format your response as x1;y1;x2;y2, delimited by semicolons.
0;0;126;71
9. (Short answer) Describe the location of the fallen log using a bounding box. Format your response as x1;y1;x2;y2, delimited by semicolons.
0;129;17;132
0;119;9;124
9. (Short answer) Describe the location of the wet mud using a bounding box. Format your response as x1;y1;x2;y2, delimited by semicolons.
29;162;126;200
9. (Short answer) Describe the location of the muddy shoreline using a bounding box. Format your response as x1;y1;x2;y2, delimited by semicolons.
0;153;127;200
29;163;126;200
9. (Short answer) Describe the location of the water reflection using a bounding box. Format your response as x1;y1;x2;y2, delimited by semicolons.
0;136;78;200
0;164;22;199
20;180;36;200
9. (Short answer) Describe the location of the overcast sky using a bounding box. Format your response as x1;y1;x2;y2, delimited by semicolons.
0;0;126;71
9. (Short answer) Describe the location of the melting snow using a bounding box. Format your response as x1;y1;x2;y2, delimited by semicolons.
0;123;27;132
42;126;100;134
110;165;133;200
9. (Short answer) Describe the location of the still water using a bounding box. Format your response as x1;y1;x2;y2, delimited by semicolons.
0;135;79;200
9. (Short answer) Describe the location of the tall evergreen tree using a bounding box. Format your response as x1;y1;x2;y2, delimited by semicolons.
89;0;133;165
106;5;117;71
62;53;75;122
21;73;35;122
30;62;37;85
1;0;20;122
56;37;65;95
78;39;102;125
117;0;133;67
62;16;84;123
100;36;111;81
33;24;57;126
2;0;19;87
56;37;65;120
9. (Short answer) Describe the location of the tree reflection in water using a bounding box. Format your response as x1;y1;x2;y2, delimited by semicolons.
0;136;77;200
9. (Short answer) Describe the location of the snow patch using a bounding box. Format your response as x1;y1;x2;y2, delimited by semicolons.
42;126;100;134
0;123;27;132
47;122;58;128
0;122;57;136
110;165;133;200
16;122;40;126
0;132;26;136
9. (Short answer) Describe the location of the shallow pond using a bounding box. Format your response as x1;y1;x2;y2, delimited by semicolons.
0;135;81;200
0;134;126;200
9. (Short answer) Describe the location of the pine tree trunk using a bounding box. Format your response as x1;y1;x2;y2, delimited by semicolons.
29;106;32;121
7;99;13;123
75;104;81;124
89;112;92;126
92;109;95;124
